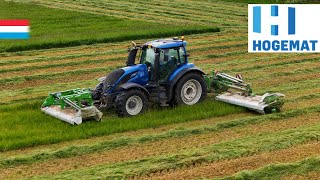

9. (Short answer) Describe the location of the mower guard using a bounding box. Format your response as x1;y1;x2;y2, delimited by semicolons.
41;89;103;125
215;92;285;114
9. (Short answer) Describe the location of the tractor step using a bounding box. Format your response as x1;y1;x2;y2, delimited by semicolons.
148;85;168;106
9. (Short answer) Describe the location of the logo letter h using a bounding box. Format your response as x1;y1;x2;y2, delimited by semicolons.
253;5;296;36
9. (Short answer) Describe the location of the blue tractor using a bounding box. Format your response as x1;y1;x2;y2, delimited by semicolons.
42;37;285;125
92;38;207;116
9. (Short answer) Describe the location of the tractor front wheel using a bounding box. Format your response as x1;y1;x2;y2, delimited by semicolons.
115;89;148;117
174;72;207;105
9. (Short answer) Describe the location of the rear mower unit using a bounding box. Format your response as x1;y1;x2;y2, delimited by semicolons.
41;37;284;125
205;71;284;114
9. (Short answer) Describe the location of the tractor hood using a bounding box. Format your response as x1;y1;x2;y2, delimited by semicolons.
120;64;149;85
103;64;149;93
121;64;145;74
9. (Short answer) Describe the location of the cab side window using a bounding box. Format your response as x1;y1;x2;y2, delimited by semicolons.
159;48;181;82
179;47;186;63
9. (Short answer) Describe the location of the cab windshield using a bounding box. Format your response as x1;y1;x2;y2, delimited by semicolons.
140;47;186;66
140;48;155;65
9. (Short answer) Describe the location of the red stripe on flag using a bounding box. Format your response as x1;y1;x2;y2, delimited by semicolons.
0;20;29;26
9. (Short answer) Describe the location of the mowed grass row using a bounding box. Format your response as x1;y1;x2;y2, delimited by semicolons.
220;157;320;180
30;0;247;27
0;1;218;52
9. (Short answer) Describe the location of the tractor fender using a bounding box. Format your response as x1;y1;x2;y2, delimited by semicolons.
119;82;150;97
167;67;205;100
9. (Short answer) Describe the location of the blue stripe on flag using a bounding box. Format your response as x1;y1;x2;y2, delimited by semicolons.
0;32;29;39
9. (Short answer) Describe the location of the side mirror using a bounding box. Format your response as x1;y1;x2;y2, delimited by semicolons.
126;48;138;66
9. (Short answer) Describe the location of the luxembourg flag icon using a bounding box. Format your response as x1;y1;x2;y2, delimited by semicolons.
0;20;30;39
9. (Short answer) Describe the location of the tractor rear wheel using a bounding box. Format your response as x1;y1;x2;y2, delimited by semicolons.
115;89;148;117
174;72;207;105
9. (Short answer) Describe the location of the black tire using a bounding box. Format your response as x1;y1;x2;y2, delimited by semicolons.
115;89;148;117
174;72;207;105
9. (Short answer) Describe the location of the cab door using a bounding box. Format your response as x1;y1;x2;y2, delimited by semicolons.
159;47;186;83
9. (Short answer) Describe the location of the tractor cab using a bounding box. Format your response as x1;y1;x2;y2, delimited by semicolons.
127;38;188;83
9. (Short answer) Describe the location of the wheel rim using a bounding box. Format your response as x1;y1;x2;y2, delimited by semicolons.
181;79;202;105
125;95;143;115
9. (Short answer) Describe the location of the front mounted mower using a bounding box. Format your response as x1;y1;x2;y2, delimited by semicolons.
41;37;284;125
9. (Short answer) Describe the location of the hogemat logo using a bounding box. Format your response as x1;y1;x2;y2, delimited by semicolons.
248;5;319;53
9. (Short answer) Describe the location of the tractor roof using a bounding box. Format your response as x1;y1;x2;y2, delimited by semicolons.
145;39;187;49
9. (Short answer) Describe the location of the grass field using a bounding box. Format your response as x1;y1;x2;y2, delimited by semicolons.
0;0;319;179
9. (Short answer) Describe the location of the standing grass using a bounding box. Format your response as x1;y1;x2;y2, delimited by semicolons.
0;1;219;52
0;100;244;151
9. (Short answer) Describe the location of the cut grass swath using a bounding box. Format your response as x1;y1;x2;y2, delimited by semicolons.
219;157;320;180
